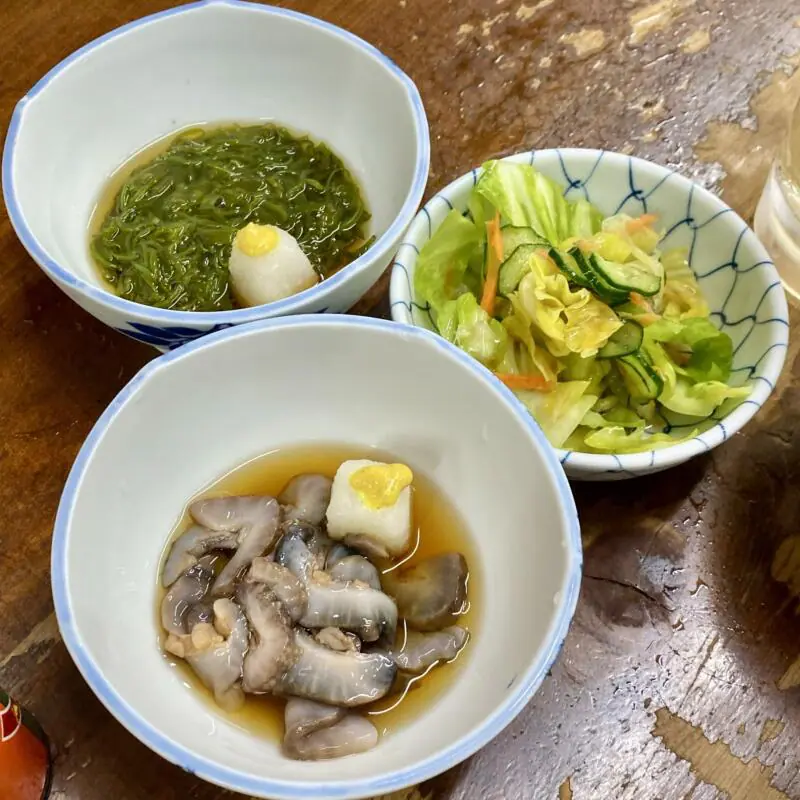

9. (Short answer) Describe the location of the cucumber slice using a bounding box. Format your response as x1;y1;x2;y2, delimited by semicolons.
548;247;591;289
501;226;548;255
597;321;644;359
590;254;661;297
570;249;628;304
498;244;541;295
616;352;663;401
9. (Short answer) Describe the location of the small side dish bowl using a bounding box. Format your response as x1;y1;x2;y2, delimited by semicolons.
390;149;789;480
52;315;581;800
3;0;429;349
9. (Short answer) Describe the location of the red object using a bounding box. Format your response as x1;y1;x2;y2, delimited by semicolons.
0;692;51;800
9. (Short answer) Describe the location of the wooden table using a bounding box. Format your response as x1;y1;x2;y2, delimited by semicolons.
2;1;800;798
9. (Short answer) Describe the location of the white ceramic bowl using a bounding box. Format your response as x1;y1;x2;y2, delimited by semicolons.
3;1;429;350
52;315;581;799
390;149;789;480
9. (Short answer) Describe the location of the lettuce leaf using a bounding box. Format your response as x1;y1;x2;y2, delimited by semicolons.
570;199;604;239
414;210;481;326
659;378;750;417
475;160;572;245
599;214;664;287
563;296;625;356
450;293;509;368
435;299;459;342
503;295;561;383
661;248;709;318
517;271;570;355
602;213;661;254
582;405;647;429
583;426;699;453
516;270;623;358
592;232;633;263
646;317;733;383
467;192;494;240
515;381;597;447
604;406;648;427
640;339;677;397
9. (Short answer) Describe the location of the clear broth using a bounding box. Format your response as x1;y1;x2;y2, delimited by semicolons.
157;445;480;741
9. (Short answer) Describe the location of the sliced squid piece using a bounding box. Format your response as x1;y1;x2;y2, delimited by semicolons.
328;554;382;591
160;556;215;635
341;534;393;562
161;525;238;588
301;572;397;644
384;553;468;631
275;522;395;642
237;581;297;694
165;599;249;711
283;698;378;760
190;496;281;596
276;631;396;707
279;474;333;525
306;529;335;569
325;542;357;568
274;521;330;582
248;558;308;622
390;626;469;673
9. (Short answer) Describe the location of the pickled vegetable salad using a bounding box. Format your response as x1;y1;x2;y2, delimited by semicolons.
414;160;750;454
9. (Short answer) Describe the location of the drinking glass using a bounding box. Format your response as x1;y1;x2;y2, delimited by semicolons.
755;93;800;301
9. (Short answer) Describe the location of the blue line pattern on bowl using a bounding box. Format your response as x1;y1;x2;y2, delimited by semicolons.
389;148;789;480
52;315;582;799
116;322;235;349
116;307;332;349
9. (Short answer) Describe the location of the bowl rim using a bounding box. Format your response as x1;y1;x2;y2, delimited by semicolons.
1;0;430;325
390;147;790;476
51;314;583;800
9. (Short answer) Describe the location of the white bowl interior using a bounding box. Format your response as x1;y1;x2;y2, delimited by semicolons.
57;319;578;795
12;2;419;288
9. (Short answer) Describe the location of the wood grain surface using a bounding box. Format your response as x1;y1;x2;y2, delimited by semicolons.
1;0;800;798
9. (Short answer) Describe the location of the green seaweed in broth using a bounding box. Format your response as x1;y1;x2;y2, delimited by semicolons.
90;124;372;312
157;445;480;741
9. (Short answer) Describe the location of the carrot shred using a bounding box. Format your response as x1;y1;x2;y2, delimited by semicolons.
625;213;659;234
494;372;554;391
627;291;660;325
480;212;504;314
629;291;652;311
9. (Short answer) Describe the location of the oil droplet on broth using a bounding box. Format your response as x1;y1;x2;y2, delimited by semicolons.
156;444;481;742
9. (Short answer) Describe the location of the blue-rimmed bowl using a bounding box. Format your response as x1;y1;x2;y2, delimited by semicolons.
390;149;789;481
2;0;429;350
52;315;581;799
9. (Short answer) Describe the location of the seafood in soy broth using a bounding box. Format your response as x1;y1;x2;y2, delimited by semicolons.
157;446;479;761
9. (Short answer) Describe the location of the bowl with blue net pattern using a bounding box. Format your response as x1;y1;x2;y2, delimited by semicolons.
390;149;789;480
